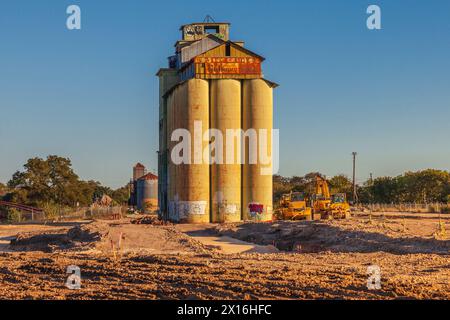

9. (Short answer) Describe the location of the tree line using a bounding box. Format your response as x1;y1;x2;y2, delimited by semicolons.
274;169;450;204
1;155;129;209
361;169;450;204
3;155;449;209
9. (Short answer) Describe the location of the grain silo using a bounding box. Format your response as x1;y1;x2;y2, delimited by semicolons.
167;88;176;220
130;163;147;207
133;163;146;181
175;79;210;223
136;173;158;212
210;79;242;223
157;21;278;223
242;79;273;221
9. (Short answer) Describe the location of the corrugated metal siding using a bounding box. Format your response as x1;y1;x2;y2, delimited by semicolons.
137;178;158;210
197;44;256;58
144;180;158;200
230;46;250;57
179;43;264;80
202;45;226;57
180;64;195;81
180;37;222;65
136;179;144;210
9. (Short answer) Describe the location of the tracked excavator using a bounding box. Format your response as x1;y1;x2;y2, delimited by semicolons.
311;175;351;219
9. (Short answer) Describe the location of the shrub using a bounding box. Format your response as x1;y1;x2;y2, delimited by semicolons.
7;208;22;223
441;206;450;214
41;202;60;220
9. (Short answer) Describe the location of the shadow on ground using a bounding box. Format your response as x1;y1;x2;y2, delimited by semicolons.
211;221;450;255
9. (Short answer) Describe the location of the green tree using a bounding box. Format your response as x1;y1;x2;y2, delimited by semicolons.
357;179;375;203
368;176;399;203
290;176;308;192
398;170;450;203
0;182;6;198
360;169;450;204
8;155;83;207
273;173;326;203
273;175;292;203
5;155;132;210
329;175;353;198
7;208;22;223
112;184;130;205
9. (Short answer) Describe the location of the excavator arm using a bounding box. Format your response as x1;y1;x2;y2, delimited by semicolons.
314;175;331;199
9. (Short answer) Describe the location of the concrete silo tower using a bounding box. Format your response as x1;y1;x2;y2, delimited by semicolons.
157;20;277;223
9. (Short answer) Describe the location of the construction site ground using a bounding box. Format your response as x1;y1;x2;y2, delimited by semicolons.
0;212;449;300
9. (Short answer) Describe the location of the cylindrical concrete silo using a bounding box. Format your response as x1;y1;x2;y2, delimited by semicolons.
210;79;242;223
242;79;273;222
173;82;184;222
177;79;210;223
136;178;144;211
142;174;158;213
167;90;177;221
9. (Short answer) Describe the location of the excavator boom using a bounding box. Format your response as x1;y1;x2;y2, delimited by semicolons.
311;175;350;219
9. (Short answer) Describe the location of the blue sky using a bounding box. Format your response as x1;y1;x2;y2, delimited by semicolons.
1;0;449;188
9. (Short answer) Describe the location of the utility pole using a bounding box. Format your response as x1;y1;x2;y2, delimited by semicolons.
352;152;358;203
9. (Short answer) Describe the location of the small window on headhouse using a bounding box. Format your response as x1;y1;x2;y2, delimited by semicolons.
204;26;220;34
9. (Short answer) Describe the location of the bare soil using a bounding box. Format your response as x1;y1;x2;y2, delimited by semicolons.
0;213;449;300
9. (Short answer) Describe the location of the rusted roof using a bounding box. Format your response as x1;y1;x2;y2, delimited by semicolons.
156;68;177;77
138;173;158;181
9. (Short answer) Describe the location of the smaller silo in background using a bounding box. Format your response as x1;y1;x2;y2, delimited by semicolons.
136;173;159;213
133;163;146;181
130;163;147;207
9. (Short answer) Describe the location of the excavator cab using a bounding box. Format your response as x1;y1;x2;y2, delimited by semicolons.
291;192;306;202
329;193;351;219
331;193;346;204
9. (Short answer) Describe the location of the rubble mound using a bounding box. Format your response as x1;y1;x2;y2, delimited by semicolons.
9;219;215;255
130;215;171;226
10;223;107;253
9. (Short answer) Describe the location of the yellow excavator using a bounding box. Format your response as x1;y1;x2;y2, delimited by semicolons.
275;175;351;221
311;175;351;219
275;191;314;220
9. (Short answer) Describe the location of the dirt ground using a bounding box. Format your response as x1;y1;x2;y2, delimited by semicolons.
0;212;449;300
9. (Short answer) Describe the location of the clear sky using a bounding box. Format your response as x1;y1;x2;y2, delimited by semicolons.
1;0;449;188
